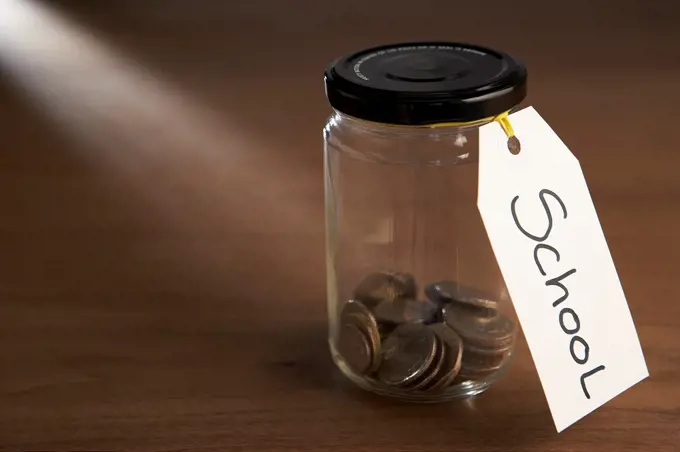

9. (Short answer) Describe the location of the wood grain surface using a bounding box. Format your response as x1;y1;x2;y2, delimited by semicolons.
1;1;679;450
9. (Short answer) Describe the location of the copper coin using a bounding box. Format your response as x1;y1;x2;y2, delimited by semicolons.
337;323;373;375
421;323;463;391
377;324;438;387
341;300;382;371
408;337;445;391
443;305;516;349
463;339;514;355
389;271;418;298
341;300;380;341
425;280;498;317
353;271;418;308
374;298;439;326
344;312;381;372
455;345;510;381
461;344;509;373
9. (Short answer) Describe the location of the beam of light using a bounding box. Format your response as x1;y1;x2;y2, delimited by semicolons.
0;0;316;237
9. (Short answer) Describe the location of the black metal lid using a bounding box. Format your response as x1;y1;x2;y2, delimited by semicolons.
324;42;527;126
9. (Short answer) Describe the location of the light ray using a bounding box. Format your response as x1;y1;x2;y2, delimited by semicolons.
0;0;315;236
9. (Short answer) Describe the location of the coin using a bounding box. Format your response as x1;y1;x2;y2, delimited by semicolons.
402;299;439;325
458;358;507;380
353;271;418;308
425;280;498;317
374;298;439;326
377;323;438;387
461;344;509;373
408;336;445;391
340;300;382;372
464;340;513;357
344;312;382;372
341;299;380;340
455;333;512;381
443;304;516;349
421;323;463;391
337;322;373;375
390;271;418;297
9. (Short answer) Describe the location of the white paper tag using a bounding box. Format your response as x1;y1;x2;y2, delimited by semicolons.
478;107;648;432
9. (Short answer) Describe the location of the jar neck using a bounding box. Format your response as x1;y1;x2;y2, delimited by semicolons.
332;110;494;137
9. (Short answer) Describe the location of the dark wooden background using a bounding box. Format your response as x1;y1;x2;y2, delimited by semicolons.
1;0;678;450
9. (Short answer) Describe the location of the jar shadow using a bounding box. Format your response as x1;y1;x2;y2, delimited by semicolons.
352;386;553;449
269;323;552;449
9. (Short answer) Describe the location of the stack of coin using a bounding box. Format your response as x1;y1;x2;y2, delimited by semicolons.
336;274;517;393
427;281;516;381
337;299;382;376
420;323;464;391
376;322;463;391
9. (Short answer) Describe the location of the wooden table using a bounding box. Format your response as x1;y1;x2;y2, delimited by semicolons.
1;1;678;450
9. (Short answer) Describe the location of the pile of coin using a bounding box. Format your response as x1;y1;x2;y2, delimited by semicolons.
336;271;517;393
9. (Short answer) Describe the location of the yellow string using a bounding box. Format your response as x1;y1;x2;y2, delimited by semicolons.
428;111;515;138
491;111;515;138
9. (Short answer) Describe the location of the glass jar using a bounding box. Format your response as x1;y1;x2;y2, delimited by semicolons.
323;42;528;401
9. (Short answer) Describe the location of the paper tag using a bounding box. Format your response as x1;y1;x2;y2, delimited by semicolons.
478;107;648;432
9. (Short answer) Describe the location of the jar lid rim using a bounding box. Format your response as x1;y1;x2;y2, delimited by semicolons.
324;42;527;126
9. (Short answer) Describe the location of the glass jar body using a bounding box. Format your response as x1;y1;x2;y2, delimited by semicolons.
324;111;519;401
